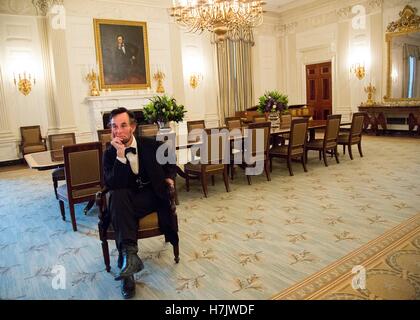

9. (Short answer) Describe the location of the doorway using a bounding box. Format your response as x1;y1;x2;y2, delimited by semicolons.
306;62;332;120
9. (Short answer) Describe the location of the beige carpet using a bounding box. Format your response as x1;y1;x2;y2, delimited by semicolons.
0;135;419;299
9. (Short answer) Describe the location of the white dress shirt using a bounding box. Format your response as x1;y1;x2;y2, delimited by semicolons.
116;138;139;175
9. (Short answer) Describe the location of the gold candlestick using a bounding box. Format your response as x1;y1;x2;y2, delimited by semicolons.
363;82;376;106
85;69;100;96
153;70;165;93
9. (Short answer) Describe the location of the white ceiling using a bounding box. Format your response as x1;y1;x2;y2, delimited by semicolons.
108;0;319;14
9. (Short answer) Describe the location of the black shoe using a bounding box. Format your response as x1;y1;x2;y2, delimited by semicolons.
121;275;136;299
115;245;144;281
118;253;123;269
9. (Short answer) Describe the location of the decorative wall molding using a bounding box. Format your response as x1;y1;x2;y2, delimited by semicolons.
277;0;384;35
0;0;36;15
276;22;298;36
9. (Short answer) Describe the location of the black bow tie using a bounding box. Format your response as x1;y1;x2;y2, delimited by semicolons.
125;147;136;156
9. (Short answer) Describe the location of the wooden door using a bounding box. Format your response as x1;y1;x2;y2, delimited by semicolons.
306;62;332;120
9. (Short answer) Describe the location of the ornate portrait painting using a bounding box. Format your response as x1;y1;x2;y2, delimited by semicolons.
94;19;151;90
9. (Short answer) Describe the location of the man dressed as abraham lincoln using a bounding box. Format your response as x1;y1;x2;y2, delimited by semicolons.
103;107;179;299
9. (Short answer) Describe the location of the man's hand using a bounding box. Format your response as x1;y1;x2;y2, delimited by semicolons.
111;137;126;158
165;178;174;187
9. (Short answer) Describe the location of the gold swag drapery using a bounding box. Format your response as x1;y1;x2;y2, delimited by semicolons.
215;29;254;124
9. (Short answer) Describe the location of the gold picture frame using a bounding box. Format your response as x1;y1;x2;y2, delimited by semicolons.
93;19;151;91
384;5;420;102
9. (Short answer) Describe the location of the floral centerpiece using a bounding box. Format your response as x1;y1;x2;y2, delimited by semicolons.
257;90;289;115
143;95;187;129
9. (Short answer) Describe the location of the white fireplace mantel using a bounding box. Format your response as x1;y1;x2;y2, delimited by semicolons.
85;93;156;136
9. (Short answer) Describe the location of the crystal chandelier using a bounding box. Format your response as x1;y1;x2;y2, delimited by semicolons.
169;0;266;42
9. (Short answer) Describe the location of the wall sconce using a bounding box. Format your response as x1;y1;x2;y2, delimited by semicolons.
189;73;203;89
14;72;36;96
153;70;166;93
85;69;100;96
350;63;366;80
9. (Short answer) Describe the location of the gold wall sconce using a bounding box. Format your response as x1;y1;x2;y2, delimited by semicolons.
189;73;203;89
85;69;100;96
153;70;166;93
14;72;36;96
350;63;366;80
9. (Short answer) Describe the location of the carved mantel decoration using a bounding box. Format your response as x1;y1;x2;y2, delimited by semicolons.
386;5;420;33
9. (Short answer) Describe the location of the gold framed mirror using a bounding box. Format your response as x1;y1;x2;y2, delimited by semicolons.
384;5;420;102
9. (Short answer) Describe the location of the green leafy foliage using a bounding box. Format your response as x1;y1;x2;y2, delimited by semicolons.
143;95;187;123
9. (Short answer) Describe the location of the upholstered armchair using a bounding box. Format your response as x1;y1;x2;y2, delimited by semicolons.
20;125;47;156
95;184;180;272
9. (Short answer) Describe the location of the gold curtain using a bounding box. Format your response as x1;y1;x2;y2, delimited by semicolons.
215;29;254;124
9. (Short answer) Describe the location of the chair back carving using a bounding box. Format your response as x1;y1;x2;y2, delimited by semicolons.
289;118;309;154
324;114;342;148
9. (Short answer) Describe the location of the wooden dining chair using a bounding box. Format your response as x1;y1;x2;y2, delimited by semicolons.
337;112;365;160
96;184;180;272
97;129;112;152
306;114;341;167
184;128;230;197
241;121;271;185
225;117;243;130
269;118;309;176
57;142;103;231
187;120;206;141
137;124;159;137
20;125;47;156
253;115;267;123
48;133;76;199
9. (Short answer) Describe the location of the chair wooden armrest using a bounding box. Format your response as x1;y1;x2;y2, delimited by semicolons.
96;185;178;233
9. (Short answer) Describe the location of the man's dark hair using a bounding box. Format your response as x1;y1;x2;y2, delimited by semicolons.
109;107;136;126
116;34;125;41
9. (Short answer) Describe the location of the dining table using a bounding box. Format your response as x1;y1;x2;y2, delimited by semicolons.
24;119;350;176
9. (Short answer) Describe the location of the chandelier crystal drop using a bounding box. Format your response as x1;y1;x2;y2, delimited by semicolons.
169;0;266;42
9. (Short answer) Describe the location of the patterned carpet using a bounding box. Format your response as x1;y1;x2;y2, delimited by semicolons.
272;213;420;300
0;135;419;300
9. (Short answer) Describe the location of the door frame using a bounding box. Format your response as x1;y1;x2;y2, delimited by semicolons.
299;52;336;115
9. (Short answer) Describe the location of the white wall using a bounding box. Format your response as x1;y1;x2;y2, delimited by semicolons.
0;0;219;160
251;0;420;123
1;0;420;161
